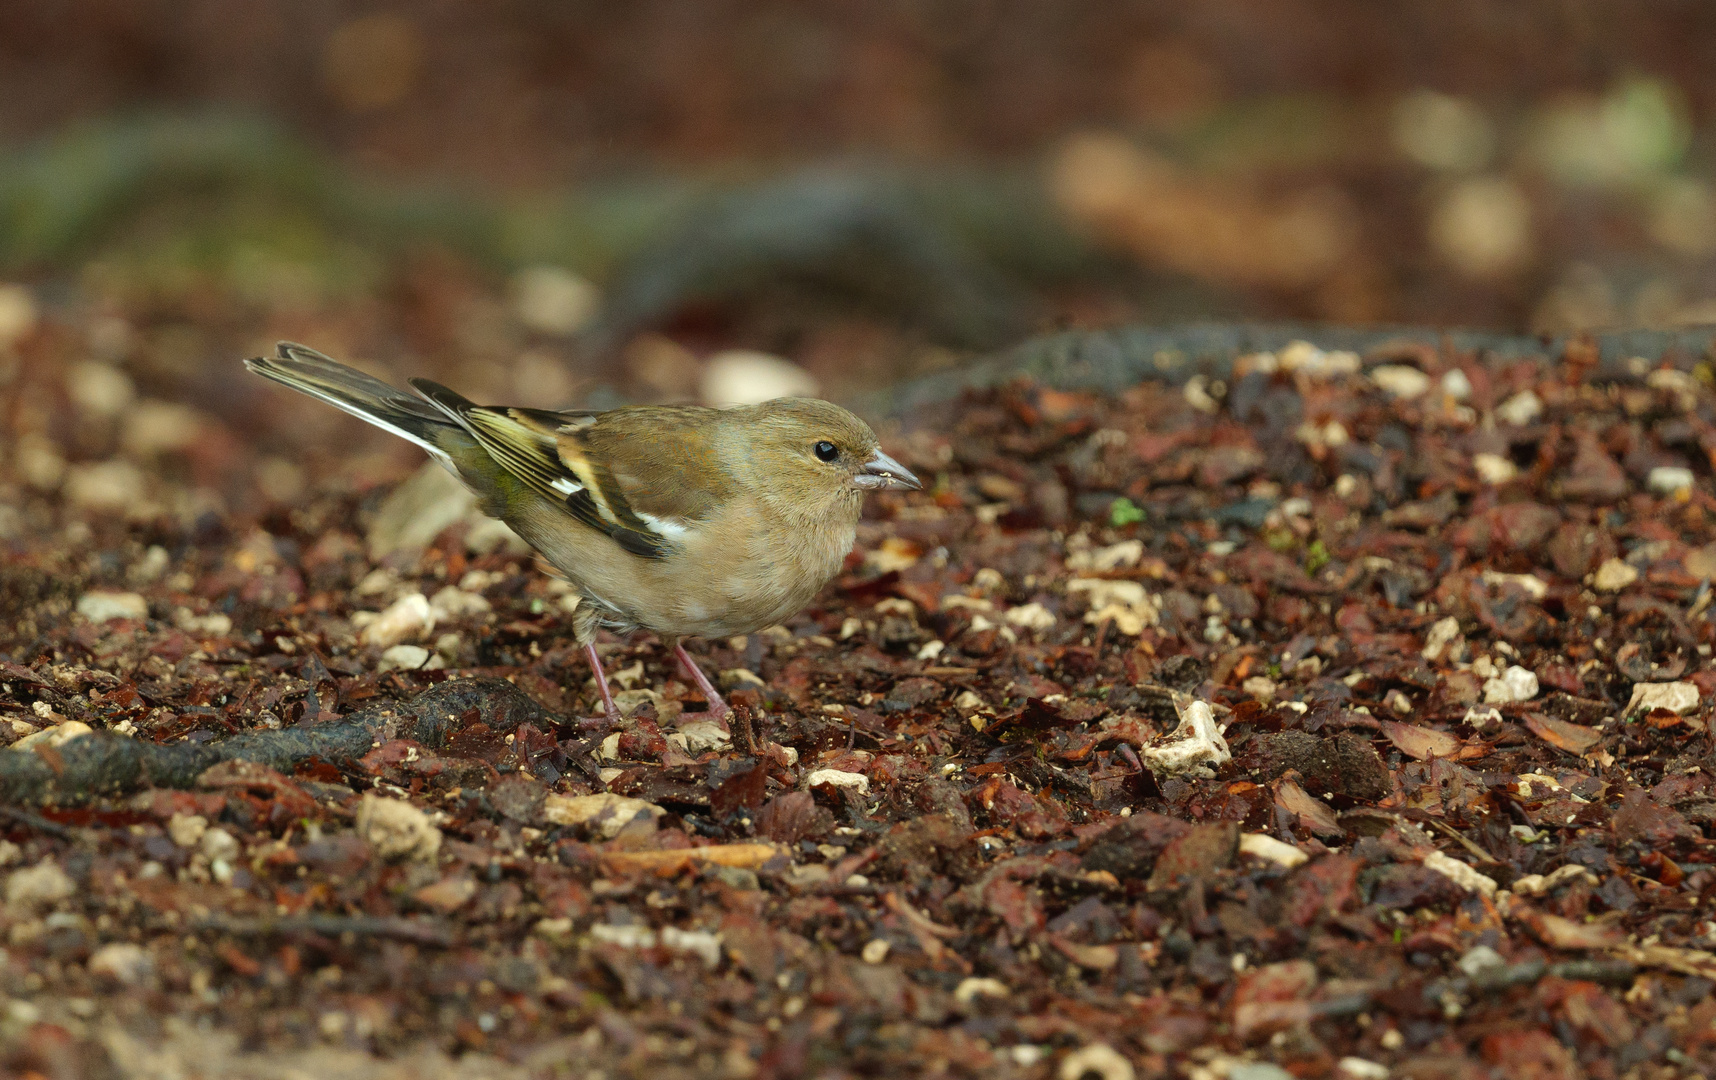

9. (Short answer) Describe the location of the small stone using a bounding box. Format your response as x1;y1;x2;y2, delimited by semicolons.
414;874;478;913
861;939;891;964
1472;453;1518;484
1495;389;1543;425
1421;615;1462;661
76;590;149;623
1591;557;1639;592
10;720;92;751
0;283;39;348
1241;676;1277;703
1422;850;1496;897
359;592;434;648
511;265;599;336
1057;1043;1135;1080
168;814;208;848
1649;466;1695;494
1238;832;1307;868
955;977;1011;1007
200;827;240;864
63;460;149;514
376;644;431;672
1003;602;1056;631
15;434;65;491
463;516;531;556
540;793;665;839
1229;1066;1294;1080
6;860;74;912
366;462;475;561
1626;681;1700;716
429;585;491;621
1369;364;1431;398
1336;1061;1390;1080
699;350;819;406
660;927;723;969
356;794;442;861
87;942;153;986
66;361;136;419
1483;665;1539;705
120;400;205;457
1456;944;1506;979
128;545;170;585
1441;368;1473;400
804;769;870;795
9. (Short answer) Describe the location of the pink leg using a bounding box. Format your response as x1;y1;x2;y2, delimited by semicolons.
584;642;620;720
674;642;732;723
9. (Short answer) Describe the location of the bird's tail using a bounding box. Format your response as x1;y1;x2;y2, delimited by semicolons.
243;342;463;468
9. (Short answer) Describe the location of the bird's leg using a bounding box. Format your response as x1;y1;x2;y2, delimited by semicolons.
584;641;621;724
673;642;732;725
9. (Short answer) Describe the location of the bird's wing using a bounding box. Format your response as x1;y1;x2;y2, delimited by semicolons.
557;405;738;539
409;382;679;559
409;386;743;559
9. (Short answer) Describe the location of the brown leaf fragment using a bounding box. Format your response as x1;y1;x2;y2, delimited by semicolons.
1523;713;1602;755
753;791;833;844
1517;904;1624;950
1379;720;1482;761
414;874;478;913
1273;779;1343;837
1147;821;1239;887
1231;959;1318;1042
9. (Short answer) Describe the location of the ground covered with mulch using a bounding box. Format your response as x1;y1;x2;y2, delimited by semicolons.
4;331;1716;1079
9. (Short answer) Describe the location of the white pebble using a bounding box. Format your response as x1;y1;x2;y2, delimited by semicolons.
699;350;819;406
1472;453;1517;484
1648;466;1694;494
1483;665;1539;705
1590;558;1638;592
804;769;870;795
359;592;434;648
88;942;154;986
1494;389;1543;426
357;794;442;861
1058;1043;1135;1080
76;590;149;623
377;644;431;672
1369;364;1431;398
6;860;74;912
1626;681;1700;716
1441;368;1473;401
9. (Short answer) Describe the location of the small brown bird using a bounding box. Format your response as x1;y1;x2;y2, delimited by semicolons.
245;342;920;721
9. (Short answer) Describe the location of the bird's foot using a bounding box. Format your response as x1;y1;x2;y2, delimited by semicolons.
672;643;733;731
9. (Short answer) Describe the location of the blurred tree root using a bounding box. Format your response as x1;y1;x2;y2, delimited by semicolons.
0;113;1084;354
0;677;559;806
868;322;1716;417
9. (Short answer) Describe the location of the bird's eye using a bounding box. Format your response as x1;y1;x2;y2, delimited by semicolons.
813;440;839;462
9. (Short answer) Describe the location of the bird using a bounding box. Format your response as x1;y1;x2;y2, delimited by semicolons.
244;342;920;723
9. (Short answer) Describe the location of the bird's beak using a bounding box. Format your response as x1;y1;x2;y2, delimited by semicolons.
854;450;921;491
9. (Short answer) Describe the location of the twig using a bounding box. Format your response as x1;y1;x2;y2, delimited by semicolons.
0;805;73;838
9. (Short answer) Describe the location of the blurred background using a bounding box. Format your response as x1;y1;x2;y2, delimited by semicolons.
5;0;1716;537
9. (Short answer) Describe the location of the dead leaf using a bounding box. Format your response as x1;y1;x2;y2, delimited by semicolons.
1379;720;1458;760
1274;779;1342;837
1523;713;1602;754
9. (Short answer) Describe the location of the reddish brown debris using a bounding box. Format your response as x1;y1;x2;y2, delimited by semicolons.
3;337;1716;1078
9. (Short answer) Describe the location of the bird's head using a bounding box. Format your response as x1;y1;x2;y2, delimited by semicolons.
731;398;920;517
